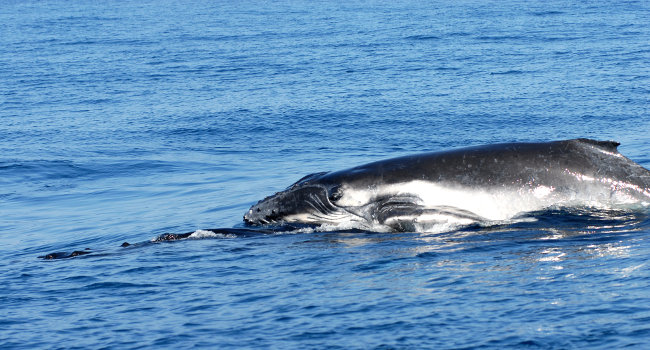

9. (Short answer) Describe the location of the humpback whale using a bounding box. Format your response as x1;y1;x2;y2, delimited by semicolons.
244;139;650;232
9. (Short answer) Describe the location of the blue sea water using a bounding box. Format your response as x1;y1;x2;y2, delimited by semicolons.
2;0;650;348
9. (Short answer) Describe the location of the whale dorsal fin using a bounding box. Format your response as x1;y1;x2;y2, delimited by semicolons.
573;138;620;152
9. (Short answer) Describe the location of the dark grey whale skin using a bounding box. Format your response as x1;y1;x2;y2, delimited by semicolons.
243;139;650;226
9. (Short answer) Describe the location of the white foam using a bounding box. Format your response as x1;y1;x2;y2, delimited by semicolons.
188;229;236;239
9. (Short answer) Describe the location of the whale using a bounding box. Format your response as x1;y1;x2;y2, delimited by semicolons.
243;139;650;232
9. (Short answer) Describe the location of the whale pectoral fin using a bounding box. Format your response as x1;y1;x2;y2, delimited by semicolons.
378;203;485;232
375;201;423;232
418;206;485;222
374;195;423;223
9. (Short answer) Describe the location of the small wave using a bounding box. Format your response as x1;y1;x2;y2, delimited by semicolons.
0;159;206;187
490;70;531;75
405;35;441;41
475;35;526;41
530;10;565;16
83;282;158;290
447;32;471;37
433;67;460;71
0;160;94;182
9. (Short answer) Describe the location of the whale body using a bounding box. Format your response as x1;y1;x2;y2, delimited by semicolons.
244;139;650;232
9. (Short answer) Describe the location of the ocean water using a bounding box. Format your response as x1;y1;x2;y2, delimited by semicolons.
2;0;650;348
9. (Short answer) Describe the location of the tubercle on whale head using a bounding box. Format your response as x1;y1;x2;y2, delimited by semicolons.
243;183;339;226
243;193;285;225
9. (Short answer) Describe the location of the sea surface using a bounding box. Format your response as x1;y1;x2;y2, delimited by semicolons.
2;0;650;348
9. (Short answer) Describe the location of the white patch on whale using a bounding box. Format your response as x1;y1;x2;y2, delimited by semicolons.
335;178;647;232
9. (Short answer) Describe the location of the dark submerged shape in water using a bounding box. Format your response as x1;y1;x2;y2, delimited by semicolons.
244;139;650;231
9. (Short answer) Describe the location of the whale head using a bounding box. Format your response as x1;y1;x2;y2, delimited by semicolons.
243;172;347;226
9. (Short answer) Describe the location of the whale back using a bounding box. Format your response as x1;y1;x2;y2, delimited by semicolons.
318;139;650;192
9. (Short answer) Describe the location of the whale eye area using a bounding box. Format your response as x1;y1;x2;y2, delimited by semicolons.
328;186;343;202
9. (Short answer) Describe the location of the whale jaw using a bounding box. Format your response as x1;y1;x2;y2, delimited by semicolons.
243;184;349;226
